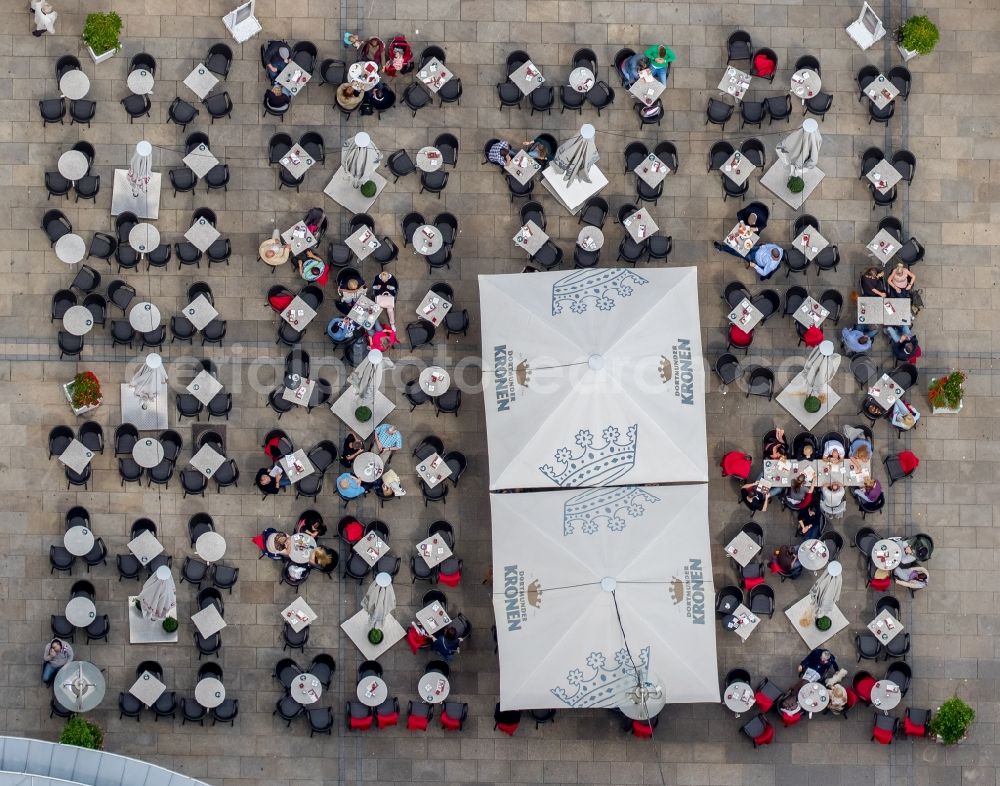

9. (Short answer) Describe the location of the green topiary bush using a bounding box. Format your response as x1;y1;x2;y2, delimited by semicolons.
898;15;939;55
787;176;805;194
804;395;821;413
929;697;974;744
60;715;104;749
355;406;372;423
162;617;178;633
815;616;832;631
367;628;384;644
360;180;377;198
81;12;122;55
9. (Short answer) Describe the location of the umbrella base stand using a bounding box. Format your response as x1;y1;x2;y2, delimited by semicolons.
128;596;179;644
341;609;406;658
784;595;848;649
776;370;841;429
540;165;608;214
120;383;169;430
760;161;825;210
324;167;387;213
111;169;162;219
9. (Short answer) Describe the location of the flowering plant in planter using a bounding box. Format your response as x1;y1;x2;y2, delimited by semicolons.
81;12;122;57
928;371;965;411
69;372;102;409
929;697;974;744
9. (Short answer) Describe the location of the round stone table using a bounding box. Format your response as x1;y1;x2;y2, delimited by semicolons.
62;305;94;336
132;437;164;469
55;234;86;264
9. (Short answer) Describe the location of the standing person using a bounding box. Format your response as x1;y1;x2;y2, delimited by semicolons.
31;0;57;35
42;638;73;685
432;626;461;660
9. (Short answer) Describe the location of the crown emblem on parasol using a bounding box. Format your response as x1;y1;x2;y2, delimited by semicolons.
515;360;531;387
562;486;659;536
539;425;638;487
659;356;673;383
550;646;651;708
551;270;649;315
526;580;543;608
668;577;685;604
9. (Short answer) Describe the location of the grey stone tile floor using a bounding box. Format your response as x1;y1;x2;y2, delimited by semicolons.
1;0;999;783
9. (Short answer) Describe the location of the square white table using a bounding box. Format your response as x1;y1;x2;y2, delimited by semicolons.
718;65;751;101
416;453;453;488
416;291;452;326
867;228;901;264
183;64;218;99
127;530;164;566
191;604;227;638
724;532;761;567
347;295;382;331
720;151;756;186
279;143;316;180
129;672;166;707
867;609;904;644
865;76;899;110
509;60;545;95
415;535;453;568
281;221;316;256
415;601;451;635
190;444;226;478
866;159;902;194
513;220;548;255
185;219;221;252
186;370;223;405
281;296;317;330
353;532;389;567
857;296;911;326
792;227;829;261
504;150;541;185
629;74;665;106
416;58;454;93
276;61;312;95
182;144;219;178
58;439;94;475
330;388;395;439
868;374;905;408
282;597;317;633
344;226;381;261
341;609;406;658
282;378;315;406
793;296;830;328
727;298;764;331
723;221;759;257
280;450;314;484
622;208;658;243
727;603;761;642
634;153;670;187
182;294;219;331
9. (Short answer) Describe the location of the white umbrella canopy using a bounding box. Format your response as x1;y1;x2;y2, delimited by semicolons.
137;565;177;622
776;119;823;173
809;561;843;615
552;124;600;183
491;484;718;711
126;140;153;197
362;572;396;630
342;132;382;187
348;348;393;402
129;352;167;402
480;267;707;490
802;340;841;394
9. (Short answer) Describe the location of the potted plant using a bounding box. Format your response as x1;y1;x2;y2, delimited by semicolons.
64;371;102;416
803;395;821;413
787;176;805;194
929;697;974;744
355;406;372;423
81;12;122;64
815;615;832;631
360;180;377;198
929;371;966;413
162;617;178;633
897;15;939;60
367;628;384;645
60;715;104;750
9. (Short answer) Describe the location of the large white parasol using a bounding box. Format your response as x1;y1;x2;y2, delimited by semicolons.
809;561;843;616
137;565;177;622
342;132;382;187
776;118;823;174
126;141;153;197
362;572;396;630
348;348;393;402
552;124;600;184
129;352;167;402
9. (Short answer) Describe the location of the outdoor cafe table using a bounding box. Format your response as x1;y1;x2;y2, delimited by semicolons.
578;226;604;251
278;143;315;179
59;70;90;100
64;525;94;557
129;223;159;256
416;453;452;488
182;294;219;331
289;532;317;564
190;604;226;638
871;539;903;571
857;296;911;326
345;225;381;261
195;532;226;563
129;302;160;332
513;220;548;255
182;144;218;178
282;377;315;407
866;159;902;195
353;451;384;483
127;68;154;95
629;73;664;106
187;369;222;405
349;60;380;91
62;305;94;337
416;535;453;568
194;677;225;708
413;225;443;256
569;67;595;93
724;604;760;642
275;62;311;96
357;676;388;707
419;367;450;395
634;153;669;187
789;68;821;103
418;671;450;703
65;596;96;627
353;532;389;567
793;296;830;328
868;609;904;645
55;234;86;264
728;298;764;331
190;444;226;478
281;221;316;256
723;221;758;257
871;680;901;713
797;682;829;717
416;146;444;173
54;661;105;712
865;75;899;110
723;681;756;716
621;208;657;243
792;226;829;261
58;439;93;475
281;296;317;330
509;60;545;95
867;228;901;265
132;437;164;469
868;374;905;408
129;671;165;707
280;450;314;484
58;150;88;182
417;58;453;93
183;64;218;99
347;295;381;330
797;539;830;572
282;597;317;632
127;530;164;566
724;532;761;567
416;290;451;326
720;150;756;187
291;674;322;704
416;600;451;636
504;149;541;185
185;218;221;253
717;65;751;101
816;459;869;487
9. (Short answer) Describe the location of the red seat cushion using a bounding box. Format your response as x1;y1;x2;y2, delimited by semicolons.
855;676;875;703
251;534;265;551
754;691;774;713
406;713;428;731
803;326;824;347
903;717;925;737
781;710;803;727
437;569;461;587
899;451;920;474
753;54;775;77
872;724;893;744
377;711;399;729
344;521;364;543
269;293;293;311
406;626;431;654
721;451;752;479
870;576;891;592
264;437;282;458
753;723;774;746
440;712;462;731
632;720;654;738
728;324;754;347
742;574;765;590
349;715;373;731
844;687;859;709
496;721;519;736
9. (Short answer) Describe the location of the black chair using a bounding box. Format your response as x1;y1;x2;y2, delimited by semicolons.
804;92;833;121
727;31;753;62
722;281;750;309
898;237;925;267
420;170;449;198
746;367;774;400
884;662;912;695
42;210;72;245
387;150;416;181
868;100;894;126
822;531;844;560
87;232;117;264
49;545;75;575
886;632;911;660
750;290;780;322
739;100;765;130
706;98;733;130
402;83;431;116
319;58;346;85
635;99;663;128
560;84;586;114
891;150;916;184
819;289;843;324
282;622;309;652
764;94;791;124
624;141;650;173
814;245;840;274
204;164;230;192
856;632;884;662
57;332;83;359
273;695;304;727
714;353;744;388
747;585;774;618
51;289;77;322
85;614;110;643
129;52;156;75
69;99;96;126
496;80;523;110
715;585;743;616
55;55;82;79
210;698;238;726
857;65;880;100
708;141;735;172
794;54;820;74
45;170;71;200
121;94;151;122
888;66;911;101
783;286;807;318
292;41;318;72
203;42;233;76
531;240;563;270
722;172;748;201
586;81;615;115
39;98;66;125
741;138;765;170
433;133;459;167
860;146;884;180
889;363;918;391
203;92;234;123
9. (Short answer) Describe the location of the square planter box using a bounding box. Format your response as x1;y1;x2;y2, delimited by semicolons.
929;377;963;413
63;382;101;416
87;45;118;65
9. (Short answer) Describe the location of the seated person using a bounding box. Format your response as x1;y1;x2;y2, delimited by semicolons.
841;325;873;354
370;271;399;330
860;267;888;297
762;427;788;459
779;694;803;720
263;41;291;80
376;468;406;498
42;638;73;685
772;544;802;577
887;325;919;361
795;502;823;540
894;565;928;590
618;53;651;86
340;432;364;468
740;480;771;512
886;262;916;297
363;82;395;112
523;137;551;163
336;472;366;499
372;423;402;460
264;84;292;112
382;35;414;76
638;100;662;120
256;464;289;495
303;207;327;239
797;441;815;460
265;530;292;557
798;648;839;683
783;474;813;510
713;202;770;258
354;36;384;65
309;546;335;570
890;398;920;431
487;139;516;166
822;437;845;461
336;83;365;112
431;626;462;660
327;315;358;344
337;273;366;311
296;248;327;284
853;476;882;504
749;243;783;280
827;684;849;714
369;325;397;351
643;44;676;85
295;512;326;538
819;482;846;518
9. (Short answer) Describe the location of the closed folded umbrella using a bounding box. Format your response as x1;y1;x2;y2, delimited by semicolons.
129;352;167;402
552;124;600;184
776;119;822;174
126;140;153;197
362;572;395;630
802;340;840;396
137;565;177;622
342;132;382;187
809;561;842;616
348;348;393;401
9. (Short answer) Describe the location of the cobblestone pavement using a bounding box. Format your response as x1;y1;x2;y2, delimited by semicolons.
1;0;998;783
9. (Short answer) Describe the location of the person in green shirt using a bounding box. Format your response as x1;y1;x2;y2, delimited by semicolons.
644;44;676;85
